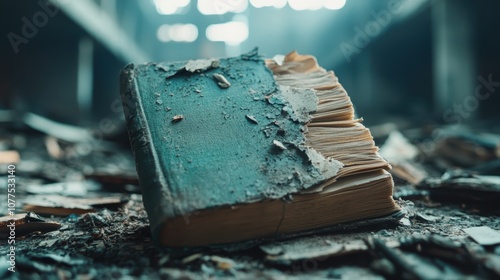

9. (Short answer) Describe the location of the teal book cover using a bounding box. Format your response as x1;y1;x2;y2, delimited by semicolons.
120;49;399;247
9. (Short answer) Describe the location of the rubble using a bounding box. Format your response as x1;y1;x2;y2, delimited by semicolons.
1;123;500;279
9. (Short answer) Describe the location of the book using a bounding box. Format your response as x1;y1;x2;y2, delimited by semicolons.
120;49;400;248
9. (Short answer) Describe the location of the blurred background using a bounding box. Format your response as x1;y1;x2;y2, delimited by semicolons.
1;0;500;134
3;2;500;278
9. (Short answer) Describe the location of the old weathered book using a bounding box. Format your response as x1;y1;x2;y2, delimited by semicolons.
120;49;400;248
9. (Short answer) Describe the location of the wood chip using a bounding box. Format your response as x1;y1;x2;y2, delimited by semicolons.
45;137;63;159
210;256;235;270
23;195;127;216
0;150;20;164
181;253;202;264
0;212;61;238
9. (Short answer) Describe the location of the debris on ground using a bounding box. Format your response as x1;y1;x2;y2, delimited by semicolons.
1;123;500;279
0;212;61;238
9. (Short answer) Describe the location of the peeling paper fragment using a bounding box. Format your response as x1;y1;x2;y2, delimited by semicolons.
305;147;343;179
172;115;184;123
273;140;287;150
155;64;170;72
280;85;318;122
380;131;419;161
213;73;231;88
246;115;258;124
23;195;127;216
184;59;220;72
155;61;188;78
0;212;61;238
272;54;285;66
463;226;500;246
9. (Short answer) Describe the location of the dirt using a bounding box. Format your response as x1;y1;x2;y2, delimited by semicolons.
1;131;500;279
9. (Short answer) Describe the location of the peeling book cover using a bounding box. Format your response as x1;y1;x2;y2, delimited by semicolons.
120;48;400;248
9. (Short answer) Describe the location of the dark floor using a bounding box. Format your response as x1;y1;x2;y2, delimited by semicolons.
1;123;500;280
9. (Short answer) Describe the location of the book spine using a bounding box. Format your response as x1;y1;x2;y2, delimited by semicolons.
120;64;174;246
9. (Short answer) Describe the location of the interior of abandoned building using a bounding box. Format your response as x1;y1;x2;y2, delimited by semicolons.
1;0;500;279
